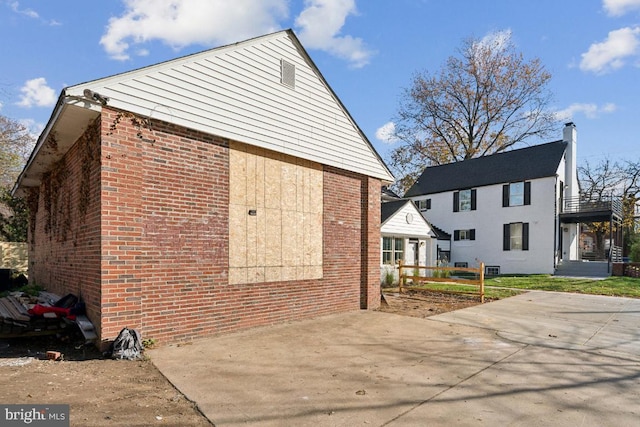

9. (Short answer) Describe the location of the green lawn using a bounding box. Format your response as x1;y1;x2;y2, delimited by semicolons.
486;275;640;298
401;282;519;299
397;275;640;301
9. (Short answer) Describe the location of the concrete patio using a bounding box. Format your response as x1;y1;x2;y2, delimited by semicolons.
149;291;640;426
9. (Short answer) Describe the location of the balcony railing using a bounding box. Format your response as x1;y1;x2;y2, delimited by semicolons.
562;195;623;218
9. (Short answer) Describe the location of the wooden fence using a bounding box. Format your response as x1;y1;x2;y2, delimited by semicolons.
0;242;28;273
397;261;485;303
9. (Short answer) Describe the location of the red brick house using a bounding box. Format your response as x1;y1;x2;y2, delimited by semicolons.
13;30;393;346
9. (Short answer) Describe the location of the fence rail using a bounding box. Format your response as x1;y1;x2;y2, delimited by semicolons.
563;195;623;217
610;245;623;263
397;261;485;303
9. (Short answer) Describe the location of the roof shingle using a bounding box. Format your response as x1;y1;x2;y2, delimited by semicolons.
404;141;567;197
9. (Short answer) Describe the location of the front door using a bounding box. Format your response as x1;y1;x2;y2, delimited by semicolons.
407;240;419;266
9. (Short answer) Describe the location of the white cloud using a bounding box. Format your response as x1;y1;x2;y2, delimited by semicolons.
100;0;288;61
17;118;42;154
555;102;617;121
8;1;59;26
294;0;374;68
603;0;640;16
580;26;640;73
375;121;399;144
476;29;512;53
9;1;39;19
16;78;57;108
100;0;373;67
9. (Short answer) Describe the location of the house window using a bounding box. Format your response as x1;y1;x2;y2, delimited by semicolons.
453;189;476;212
437;250;450;263
454;262;468;268
454;229;475;241
485;266;501;276
503;182;531;207
417;199;431;211
503;222;529;251
382;237;404;265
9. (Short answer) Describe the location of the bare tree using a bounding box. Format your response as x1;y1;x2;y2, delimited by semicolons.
0;114;34;242
578;158;640;256
0;114;33;188
389;31;558;194
578;158;625;201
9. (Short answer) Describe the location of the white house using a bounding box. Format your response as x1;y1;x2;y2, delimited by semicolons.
404;123;581;275
380;199;437;283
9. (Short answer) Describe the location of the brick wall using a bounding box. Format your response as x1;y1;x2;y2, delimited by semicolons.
612;262;640;277
362;176;381;309
35;107;381;345
99;108;230;343
29;118;102;326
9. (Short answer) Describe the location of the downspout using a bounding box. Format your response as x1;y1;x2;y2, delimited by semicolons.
609;213;613;274
554;175;558;270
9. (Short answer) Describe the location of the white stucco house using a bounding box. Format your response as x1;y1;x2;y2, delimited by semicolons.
380;198;437;284
404;123;582;275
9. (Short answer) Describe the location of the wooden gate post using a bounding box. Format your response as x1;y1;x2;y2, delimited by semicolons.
479;262;485;303
398;260;404;294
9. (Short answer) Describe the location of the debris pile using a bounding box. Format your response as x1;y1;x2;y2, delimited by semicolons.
0;291;96;342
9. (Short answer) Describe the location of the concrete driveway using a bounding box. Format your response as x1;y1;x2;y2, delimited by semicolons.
149;292;640;426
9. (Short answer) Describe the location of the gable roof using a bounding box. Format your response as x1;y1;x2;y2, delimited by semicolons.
404;141;568;197
381;186;401;202
14;29;393;195
381;199;412;224
381;199;435;238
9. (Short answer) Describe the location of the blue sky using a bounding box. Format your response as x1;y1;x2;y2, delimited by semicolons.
2;0;640;172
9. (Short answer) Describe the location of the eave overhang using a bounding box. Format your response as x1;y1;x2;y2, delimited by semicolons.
12;91;102;197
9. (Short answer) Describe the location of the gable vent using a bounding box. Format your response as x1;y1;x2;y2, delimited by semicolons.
281;59;295;88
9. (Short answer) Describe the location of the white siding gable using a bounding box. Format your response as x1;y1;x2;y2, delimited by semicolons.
382;202;434;238
66;30;393;181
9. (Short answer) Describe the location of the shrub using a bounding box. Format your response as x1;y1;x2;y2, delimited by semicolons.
382;267;396;287
630;241;640;263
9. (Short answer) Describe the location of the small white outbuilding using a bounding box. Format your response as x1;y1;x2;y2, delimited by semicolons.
380;199;437;285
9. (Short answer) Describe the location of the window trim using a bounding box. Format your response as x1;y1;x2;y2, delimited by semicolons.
503;222;529;251
485;265;500;276
453;189;476;212
454;229;476;241
503;181;531;207
416;198;431;212
382;236;405;265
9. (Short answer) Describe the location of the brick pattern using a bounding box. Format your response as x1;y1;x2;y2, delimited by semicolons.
32;107;382;345
362;176;381;309
100;108;230;343
29;118;102;326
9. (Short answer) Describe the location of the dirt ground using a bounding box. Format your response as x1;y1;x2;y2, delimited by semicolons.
378;288;487;318
0;290;480;426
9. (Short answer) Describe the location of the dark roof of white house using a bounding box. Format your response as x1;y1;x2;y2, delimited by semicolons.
404;140;568;197
381;186;401;202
